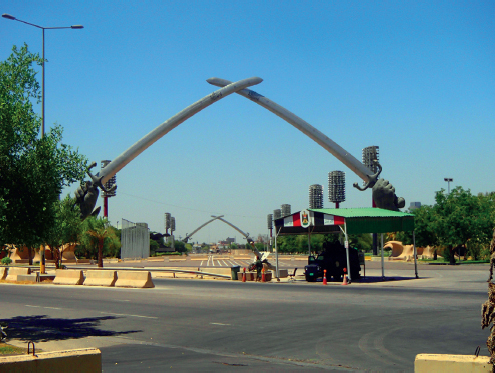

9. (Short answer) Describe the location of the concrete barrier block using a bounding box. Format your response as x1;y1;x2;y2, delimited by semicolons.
53;269;84;285
237;272;250;281
0;347;101;372
275;269;289;278
5;267;30;281
115;271;155;288
238;272;269;281
83;270;116;287
0;267;7;280
245;272;256;281
206;268;232;276
17;274;38;282
415;353;491;372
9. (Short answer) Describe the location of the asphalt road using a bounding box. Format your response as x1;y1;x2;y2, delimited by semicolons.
0;264;490;372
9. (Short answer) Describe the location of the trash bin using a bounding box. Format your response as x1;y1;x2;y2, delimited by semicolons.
358;251;365;265
231;266;241;281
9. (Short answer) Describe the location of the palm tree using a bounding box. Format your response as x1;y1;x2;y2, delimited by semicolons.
87;228;108;268
82;216;119;268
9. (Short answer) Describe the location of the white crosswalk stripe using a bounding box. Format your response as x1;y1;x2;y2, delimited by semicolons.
197;256;299;268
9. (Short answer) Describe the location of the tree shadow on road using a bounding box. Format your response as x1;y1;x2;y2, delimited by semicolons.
0;315;141;343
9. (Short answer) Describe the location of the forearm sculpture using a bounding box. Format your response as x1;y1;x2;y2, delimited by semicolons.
73;161;116;219
352;160;405;211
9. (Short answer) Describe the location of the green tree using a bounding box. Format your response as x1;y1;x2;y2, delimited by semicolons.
149;231;165;256
277;235;297;254
254;242;264;253
174;240;186;253
185;243;193;253
468;192;495;260
45;195;83;268
150;239;159;256
79;216;120;267
433;187;494;264
0;44;87;260
347;233;373;252
410;205;439;258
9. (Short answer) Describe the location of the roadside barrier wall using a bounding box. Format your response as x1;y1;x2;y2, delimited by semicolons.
115;271;154;288
203;268;232;276
0;348;101;372
83;270;117;287
5;267;30;281
237;272;256;281
415;353;491;372
53;269;84;285
16;274;37;282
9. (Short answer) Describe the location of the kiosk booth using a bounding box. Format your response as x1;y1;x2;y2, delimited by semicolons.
273;207;417;282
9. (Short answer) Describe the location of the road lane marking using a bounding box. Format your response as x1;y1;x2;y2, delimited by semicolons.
102;312;158;319
25;305;61;310
210;323;231;326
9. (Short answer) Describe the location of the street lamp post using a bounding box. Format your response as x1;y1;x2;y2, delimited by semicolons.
2;13;83;138
444;178;453;194
444;177;458;262
3;13;83;273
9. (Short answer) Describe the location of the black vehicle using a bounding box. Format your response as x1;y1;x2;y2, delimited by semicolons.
304;241;361;282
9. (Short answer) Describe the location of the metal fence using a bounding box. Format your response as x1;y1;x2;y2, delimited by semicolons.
121;219;150;259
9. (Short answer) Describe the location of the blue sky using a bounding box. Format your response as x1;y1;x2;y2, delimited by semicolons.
2;1;494;244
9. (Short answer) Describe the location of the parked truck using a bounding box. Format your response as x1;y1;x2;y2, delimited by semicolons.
304;241;361;282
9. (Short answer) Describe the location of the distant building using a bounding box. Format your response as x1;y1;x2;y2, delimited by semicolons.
409;202;421;211
226;237;236;244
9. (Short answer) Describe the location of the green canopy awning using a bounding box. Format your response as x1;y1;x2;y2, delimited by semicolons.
274;207;415;235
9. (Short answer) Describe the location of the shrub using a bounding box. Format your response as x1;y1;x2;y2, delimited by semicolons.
1;257;12;265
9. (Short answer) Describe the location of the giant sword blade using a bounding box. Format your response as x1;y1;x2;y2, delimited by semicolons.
75;77;263;220
206;77;380;188
98;77;263;185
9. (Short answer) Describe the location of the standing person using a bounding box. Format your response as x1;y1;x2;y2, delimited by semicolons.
255;256;262;281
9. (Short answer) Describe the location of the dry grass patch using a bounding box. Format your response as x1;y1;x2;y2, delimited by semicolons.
0;343;26;356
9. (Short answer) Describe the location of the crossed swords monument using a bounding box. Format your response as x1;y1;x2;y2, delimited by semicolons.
74;76;404;227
